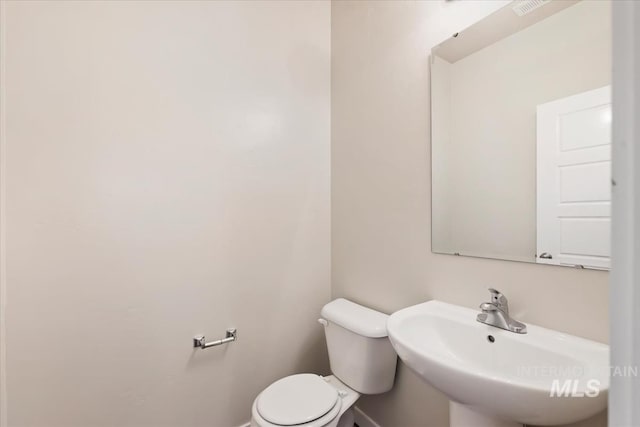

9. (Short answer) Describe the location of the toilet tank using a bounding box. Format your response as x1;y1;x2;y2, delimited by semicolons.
320;299;397;394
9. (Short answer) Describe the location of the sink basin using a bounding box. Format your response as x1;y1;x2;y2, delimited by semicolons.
387;300;609;426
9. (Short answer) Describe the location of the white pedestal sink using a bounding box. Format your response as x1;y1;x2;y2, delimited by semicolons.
387;301;609;427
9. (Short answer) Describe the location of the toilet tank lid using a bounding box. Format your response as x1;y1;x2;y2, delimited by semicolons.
320;298;389;338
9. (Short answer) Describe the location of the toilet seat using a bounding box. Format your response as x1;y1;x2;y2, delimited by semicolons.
256;374;339;426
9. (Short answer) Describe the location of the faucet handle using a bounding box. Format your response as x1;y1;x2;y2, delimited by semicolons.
488;287;501;300
488;288;509;312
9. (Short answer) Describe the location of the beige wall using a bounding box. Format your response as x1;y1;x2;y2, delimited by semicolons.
1;1;330;426
331;1;608;426
432;0;611;261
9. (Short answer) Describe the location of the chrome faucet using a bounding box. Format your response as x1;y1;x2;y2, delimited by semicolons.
476;288;527;334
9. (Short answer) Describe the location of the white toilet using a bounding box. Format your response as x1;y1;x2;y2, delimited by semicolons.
251;298;398;427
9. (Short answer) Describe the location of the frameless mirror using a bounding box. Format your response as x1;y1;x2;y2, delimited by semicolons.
431;0;611;270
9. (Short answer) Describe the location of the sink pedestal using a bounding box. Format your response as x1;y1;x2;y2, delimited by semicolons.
450;402;522;427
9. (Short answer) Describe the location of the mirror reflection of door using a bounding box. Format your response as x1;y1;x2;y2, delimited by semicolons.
429;0;612;270
536;86;611;269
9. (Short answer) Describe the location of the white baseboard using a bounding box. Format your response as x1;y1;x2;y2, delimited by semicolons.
353;406;382;427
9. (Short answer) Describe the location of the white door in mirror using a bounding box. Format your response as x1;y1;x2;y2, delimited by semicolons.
537;85;611;269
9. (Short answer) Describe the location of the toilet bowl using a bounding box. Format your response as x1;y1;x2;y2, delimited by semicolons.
250;299;398;427
251;374;358;427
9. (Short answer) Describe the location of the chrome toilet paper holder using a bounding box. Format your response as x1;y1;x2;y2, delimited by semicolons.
193;328;237;349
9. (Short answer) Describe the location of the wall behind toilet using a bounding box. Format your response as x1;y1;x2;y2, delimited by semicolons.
1;1;330;426
331;1;609;427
